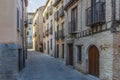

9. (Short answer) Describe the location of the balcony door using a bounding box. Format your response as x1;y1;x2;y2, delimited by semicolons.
71;7;78;32
91;0;105;23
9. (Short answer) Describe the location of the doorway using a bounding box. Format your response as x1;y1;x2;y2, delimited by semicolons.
89;45;99;77
68;44;73;66
56;44;59;58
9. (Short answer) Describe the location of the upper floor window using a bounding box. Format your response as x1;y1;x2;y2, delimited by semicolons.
28;19;32;24
71;6;78;32
77;45;82;63
86;0;105;26
17;9;19;29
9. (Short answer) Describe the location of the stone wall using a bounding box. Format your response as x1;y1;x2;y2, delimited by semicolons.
113;32;120;80
64;0;116;80
0;43;23;80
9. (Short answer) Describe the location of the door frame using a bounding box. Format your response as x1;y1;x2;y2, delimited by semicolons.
68;44;74;66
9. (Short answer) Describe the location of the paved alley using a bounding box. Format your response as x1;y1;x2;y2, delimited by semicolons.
18;50;91;80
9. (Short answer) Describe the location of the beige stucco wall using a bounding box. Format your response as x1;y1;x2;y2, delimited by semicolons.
0;0;24;46
0;0;17;43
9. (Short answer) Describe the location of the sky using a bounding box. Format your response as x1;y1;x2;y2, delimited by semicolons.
27;0;47;12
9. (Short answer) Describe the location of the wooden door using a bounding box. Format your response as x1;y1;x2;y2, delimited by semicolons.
89;45;99;77
68;44;73;66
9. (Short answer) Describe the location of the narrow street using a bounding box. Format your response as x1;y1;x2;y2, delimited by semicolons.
18;50;89;80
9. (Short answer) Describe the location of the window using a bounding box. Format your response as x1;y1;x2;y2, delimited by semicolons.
62;44;64;58
44;42;46;50
71;6;78;32
28;19;32;24
30;36;32;40
17;9;19;29
77;46;82;63
62;22;64;33
51;39;52;50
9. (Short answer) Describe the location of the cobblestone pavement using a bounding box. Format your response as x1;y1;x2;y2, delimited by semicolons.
18;50;94;80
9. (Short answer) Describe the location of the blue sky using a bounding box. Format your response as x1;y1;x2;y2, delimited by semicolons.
28;0;47;12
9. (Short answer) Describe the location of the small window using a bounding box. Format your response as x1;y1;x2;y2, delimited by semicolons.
17;9;19;29
77;45;82;63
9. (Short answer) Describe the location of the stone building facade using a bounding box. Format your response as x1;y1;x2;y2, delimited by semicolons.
64;0;120;80
0;0;28;80
53;0;65;60
43;0;55;56
27;13;34;49
33;6;45;52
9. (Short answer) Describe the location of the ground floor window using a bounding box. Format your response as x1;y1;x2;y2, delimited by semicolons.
44;42;46;50
62;44;64;58
77;45;82;63
51;39;52;50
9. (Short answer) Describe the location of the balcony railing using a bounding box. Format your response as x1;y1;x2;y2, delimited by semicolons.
59;30;65;39
59;6;64;17
53;0;61;7
86;1;105;26
54;11;59;21
68;21;77;34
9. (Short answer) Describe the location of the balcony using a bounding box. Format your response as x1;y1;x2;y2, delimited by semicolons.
59;6;64;17
59;30;65;39
55;32;59;40
68;21;77;34
64;0;79;10
54;11;59;21
53;0;61;7
49;27;53;35
86;1;105;26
